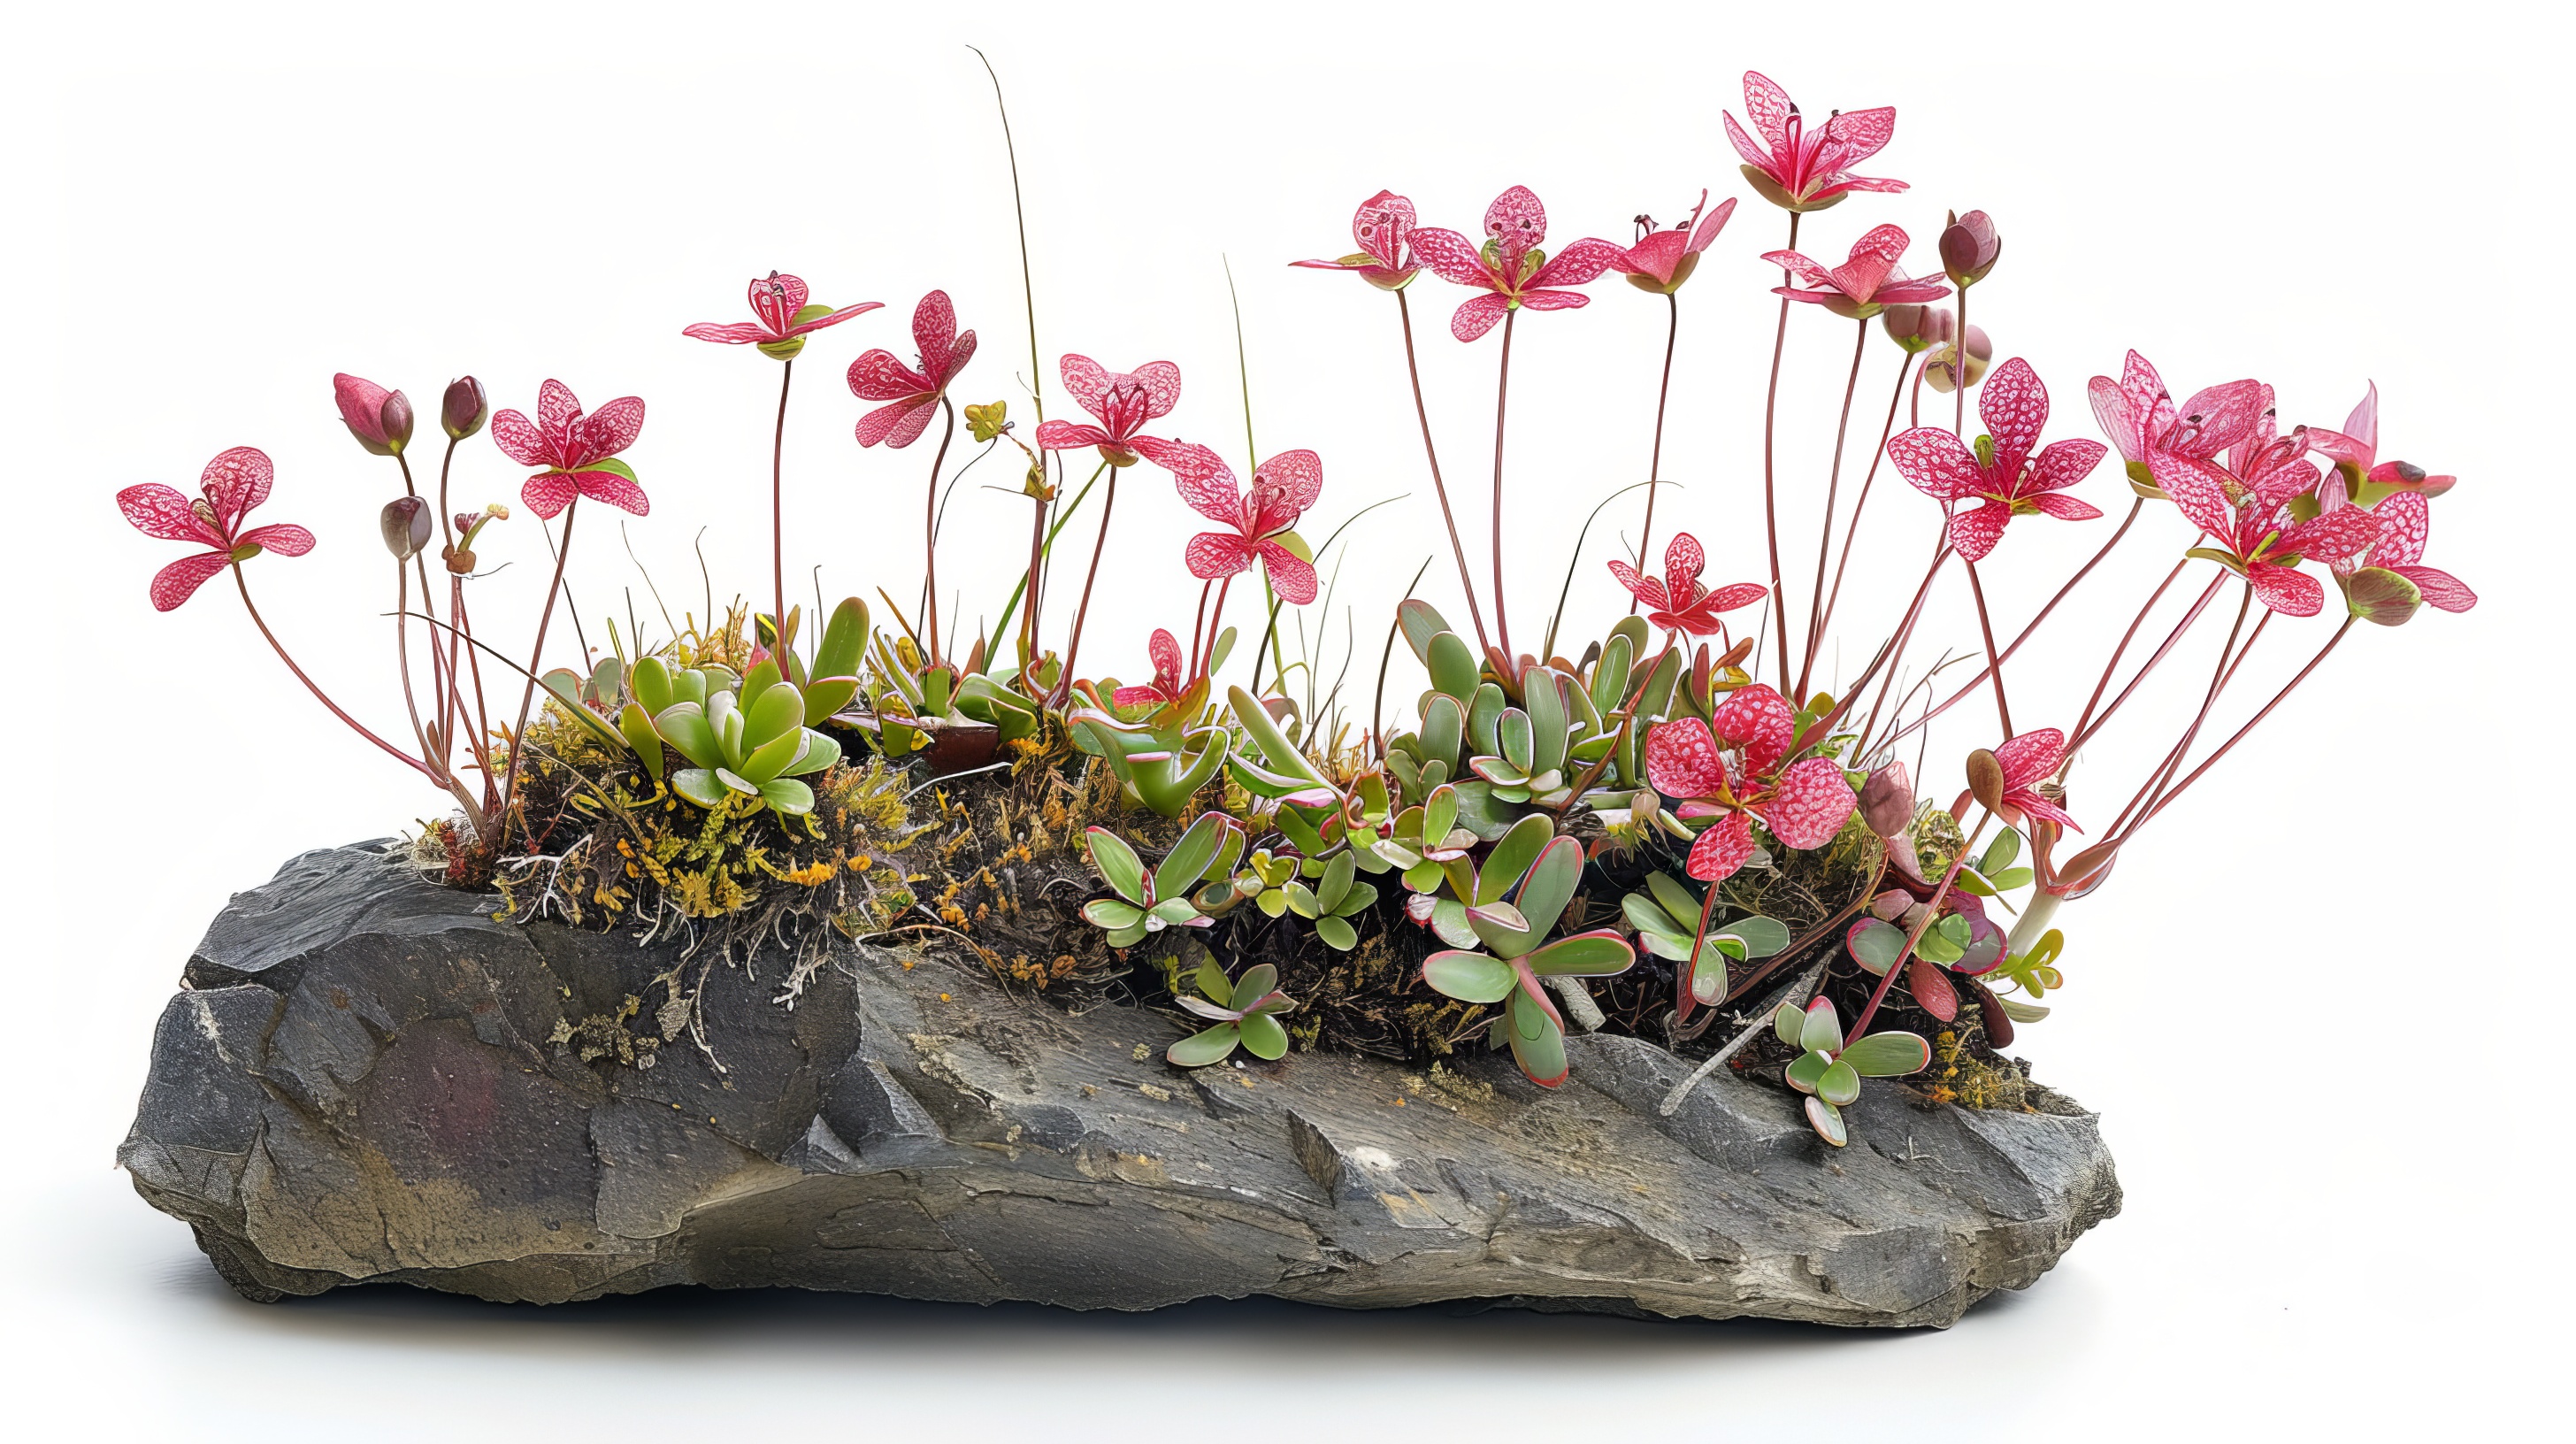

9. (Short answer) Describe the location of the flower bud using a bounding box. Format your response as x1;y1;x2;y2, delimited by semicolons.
379;390;415;456
1965;748;2006;816
442;376;489;440
1859;763;1914;839
334;373;404;457
1939;210;2001;287
380;496;432;561
1882;305;1951;355
1924;325;1992;394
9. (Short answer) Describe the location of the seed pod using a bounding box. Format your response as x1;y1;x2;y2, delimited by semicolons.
380;496;432;561
1965;748;2006;817
442;376;489;440
1881;304;1951;355
379;390;416;456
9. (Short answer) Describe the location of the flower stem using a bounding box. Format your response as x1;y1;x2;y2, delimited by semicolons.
770;358;794;652
2072;566;2229;755
500;497;581;852
1633;291;1682;610
231;564;433;780
2105;584;2252;838
1056;467;1118;703
1760;211;1800;694
1817;350;1931;678
1397;288;1489;657
2120;615;2356;841
1490;307;1520;663
1795;317;1872;698
1849;808;1991;1041
1963;556;2013;738
922;396;957;667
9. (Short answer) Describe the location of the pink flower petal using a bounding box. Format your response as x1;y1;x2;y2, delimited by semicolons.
1132;361;1183;420
1032;419;1108;453
1255;449;1323;519
1741;72;1794;150
2028;492;2102;521
878;397;939;449
333;373;392;444
1451;292;1511;342
579;396;645;460
1947;500;2010;560
2150;453;2236;538
118;483;218;544
855;396;924;448
1712;683;1795;777
683;321;768;344
536;380;580;438
1514;289;1591;313
150;549;231;612
1760;757;1856;850
2248;563;2322;618
910;290;956;365
1824;105;1896;164
1888;427;1982;501
1149;628;1184;686
1407;227;1494;288
1060;355;1109;419
1255;540;1319;604
489;408;550;468
789;300;882;337
2395;565;2475;612
520;471;579;520
1662;532;1706;599
2367;493;2428;568
235;522;315;557
2031;438;2108;493
1530;237;1623;288
1644;717;1729;800
939;332;978;389
1978;358;2047;481
1709;582;1769;612
1185;532;1254;582
1606;560;1667;611
1684;810;1756;883
847;349;931;402
571;468;649;516
1994;728;2066;788
201;445;274;525
1483;186;1547;266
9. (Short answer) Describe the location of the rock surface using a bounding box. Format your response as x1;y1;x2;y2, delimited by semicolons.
123;844;2120;1325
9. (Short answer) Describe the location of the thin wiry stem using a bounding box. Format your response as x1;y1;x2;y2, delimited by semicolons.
1759;211;1800;694
1396;289;1490;657
2106;585;2252;838
2073;567;2230;754
501;497;581;851
1056;467;1118;702
1963;556;2013;738
970;46;1044;429
770;358;794;642
1632;291;1681;608
2121;616;2356;841
1796;317;1872;698
1489;308;1520;663
232;565;433;779
1849;808;1992;1041
921;396;957;665
1814;349;1920;666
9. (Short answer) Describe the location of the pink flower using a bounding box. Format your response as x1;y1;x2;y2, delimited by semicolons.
682;271;881;360
2086;350;2265;490
2341;493;2478;614
1888;357;2107;560
1032;355;1185;468
1724;71;1906;213
118;446;316;611
1162;442;1324;603
1608;191;1736;295
1291;190;1422;290
1991;729;2079;832
1764;224;1951;319
1407;187;1626;342
1644;686;1856;883
489;380;648;519
1112;629;1188;709
2152;438;2386;618
2303;383;2457;504
847;290;978;449
333;373;414;457
1606;533;1767;637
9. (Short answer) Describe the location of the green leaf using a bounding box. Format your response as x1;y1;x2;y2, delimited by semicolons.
1804;1095;1848;1148
2345;565;2423;627
1083;899;1145;930
1422;950;1514;1004
1774;1001;1806;1047
1817;1059;1862;1107
1229;964;1280;1013
1644;872;1698;929
1980;829;2021;873
815;596;869;680
715;766;761;796
1238;1011;1290;1060
1477;814;1554;904
737;726;805;785
1195;956;1230;1004
758;776;815;815
1506;987;1568;1087
1318;849;1356;911
779;727;841;778
1468;682;1505;757
1799;999;1844;1055
1847;918;1908;973
1399;600;1455;663
1841;1031;1932;1078
1591;632;1634;717
671;768;726;809
1784;1048;1832;1095
1510;836;1585;939
1284;880;1321;919
1227;686;1328;783
617;703;664;780
802;677;859;726
1719;915;1790;958
1147;897;1200;928
1526;932;1635;978
1989;866;2033;890
1154;812;1230;900
1315;915;1358;951
1427;630;1479;703
1085;827;1149;904
631;657;673;715
1524;669;1568;773
1421;694;1465;770
1168;1023;1243;1068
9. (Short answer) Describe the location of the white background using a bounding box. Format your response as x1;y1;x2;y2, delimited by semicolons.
4;1;2560;1436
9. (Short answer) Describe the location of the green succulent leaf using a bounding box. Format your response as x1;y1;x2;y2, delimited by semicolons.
758;775;815;814
1840;1031;1933;1078
671;767;727;809
631;657;674;714
617;703;664;780
1506;986;1568;1087
1718;915;1790;958
1315;915;1358;950
1238;1011;1291;1061
1085;827;1149;904
1422;949;1515;1004
1804;1095;1849;1148
1477;814;1554;904
1155;812;1231;900
1525;931;1636;978
1847;918;1909;973
1798;999;1844;1055
1774;1001;1806;1047
1785;1048;1832;1095
1084;899;1145;930
1817;1059;1862;1107
1427;629;1479;703
1168;1022;1244;1068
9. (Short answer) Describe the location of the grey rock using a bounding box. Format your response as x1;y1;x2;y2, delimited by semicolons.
122;845;2120;1325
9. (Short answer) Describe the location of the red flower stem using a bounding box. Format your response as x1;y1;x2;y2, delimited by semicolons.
1396;288;1490;657
1963;556;2013;738
770;358;794;653
1877;497;2150;756
1813;349;1918;672
230;565;433;779
2072;567;2229;754
2120;616;2356;843
499;496;581;852
1794;317;1873;700
2116;608;2273;834
1552;635;1676;811
987;457;1105;665
1489;307;1520;663
433;437;465;756
451;576;495;786
1187;578;1214;679
1712;855;1887;1015
1759;211;1801;694
1848;808;1992;1040
395;450;454;756
1203;575;1236;680
1055;466;1118;704
1950;285;1969;438
393;563;434;765
2105;584;2252;838
1852;543;1956;754
1632;291;1682;611
921;396;958;667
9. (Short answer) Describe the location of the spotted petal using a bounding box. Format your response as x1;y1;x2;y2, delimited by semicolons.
2366;493;2427;567
117;483;219;545
1684;810;1757;883
1060;354;1110;418
1740;71;1795;151
1451;292;1511;342
2395;565;2475;612
2249;563;2323;618
1131;361;1183;419
1407;227;1494;288
1185;532;1255;582
150;549;232;612
1482;186;1547;268
1888;427;1982;502
578;396;645;461
1993;728;2066;789
521;471;579;520
1947;500;2010;560
234;522;315;557
1032;419;1109;453
571;468;648;516
1978;358;2048;481
856;396;938;449
1606;560;1668;611
489;407;551;467
847;349;932;403
1760;757;1855;850
201;445;274;528
682;321;768;344
1254;449;1323;520
1255;540;1318;604
1530;237;1623;288
1644;717;1729;800
536;380;580;438
2030;438;2107;494
1712;683;1796;776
